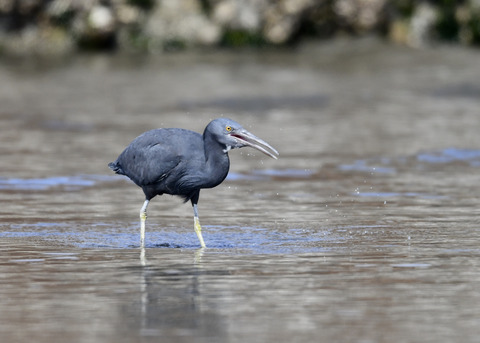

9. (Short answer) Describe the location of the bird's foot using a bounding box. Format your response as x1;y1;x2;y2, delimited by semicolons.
194;216;207;249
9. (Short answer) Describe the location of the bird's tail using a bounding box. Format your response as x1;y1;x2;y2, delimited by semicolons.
108;161;125;175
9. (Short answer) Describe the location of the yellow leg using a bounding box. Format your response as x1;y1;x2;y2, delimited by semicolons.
194;216;206;248
192;203;206;248
139;200;149;248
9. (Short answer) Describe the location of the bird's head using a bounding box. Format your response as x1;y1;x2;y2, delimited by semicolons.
205;118;279;159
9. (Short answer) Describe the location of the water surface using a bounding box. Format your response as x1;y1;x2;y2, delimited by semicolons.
1;40;480;342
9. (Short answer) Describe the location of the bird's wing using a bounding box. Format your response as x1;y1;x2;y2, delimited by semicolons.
115;128;202;187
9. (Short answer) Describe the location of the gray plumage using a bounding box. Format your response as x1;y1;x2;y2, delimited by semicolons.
109;118;278;248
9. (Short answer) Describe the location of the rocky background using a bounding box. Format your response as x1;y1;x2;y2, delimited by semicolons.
0;0;479;56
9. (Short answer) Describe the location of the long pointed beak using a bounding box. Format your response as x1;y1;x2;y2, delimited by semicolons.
230;129;279;159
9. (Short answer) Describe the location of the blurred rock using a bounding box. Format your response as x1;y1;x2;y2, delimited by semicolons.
145;0;221;50
0;25;74;57
407;2;438;48
456;1;480;45
263;0;316;44
88;5;115;33
116;4;141;25
333;0;388;32
0;0;479;56
389;19;409;45
213;0;264;31
0;0;14;13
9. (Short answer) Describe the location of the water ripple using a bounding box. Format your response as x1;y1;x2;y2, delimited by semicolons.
0;174;124;191
417;148;480;165
2;222;339;254
339;148;480;175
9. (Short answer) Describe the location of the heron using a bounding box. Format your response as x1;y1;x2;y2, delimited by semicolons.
109;118;278;248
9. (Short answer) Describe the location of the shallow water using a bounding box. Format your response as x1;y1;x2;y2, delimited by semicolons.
1;39;480;342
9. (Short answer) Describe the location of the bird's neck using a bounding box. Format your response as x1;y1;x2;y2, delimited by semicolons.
202;133;230;187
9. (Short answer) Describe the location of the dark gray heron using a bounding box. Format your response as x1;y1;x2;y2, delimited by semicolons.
109;118;278;248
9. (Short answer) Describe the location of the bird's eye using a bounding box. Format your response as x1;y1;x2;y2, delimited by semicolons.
225;126;232;132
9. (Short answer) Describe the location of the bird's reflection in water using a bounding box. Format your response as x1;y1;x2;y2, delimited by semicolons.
140;247;147;267
139;247;204;266
194;248;205;265
134;247;224;340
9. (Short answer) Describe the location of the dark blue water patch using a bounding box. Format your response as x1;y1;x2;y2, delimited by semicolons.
0;174;125;191
432;83;480;99
196;225;339;254
3;222;338;254
339;160;396;174
252;169;316;178
355;192;448;200
227;169;316;181
9;258;46;263
0;171;309;191
417;148;480;166
226;172;266;181
10;222;70;229
0;231;56;238
0;176;93;190
339;148;480;176
3;222;136;247
138;226;334;254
